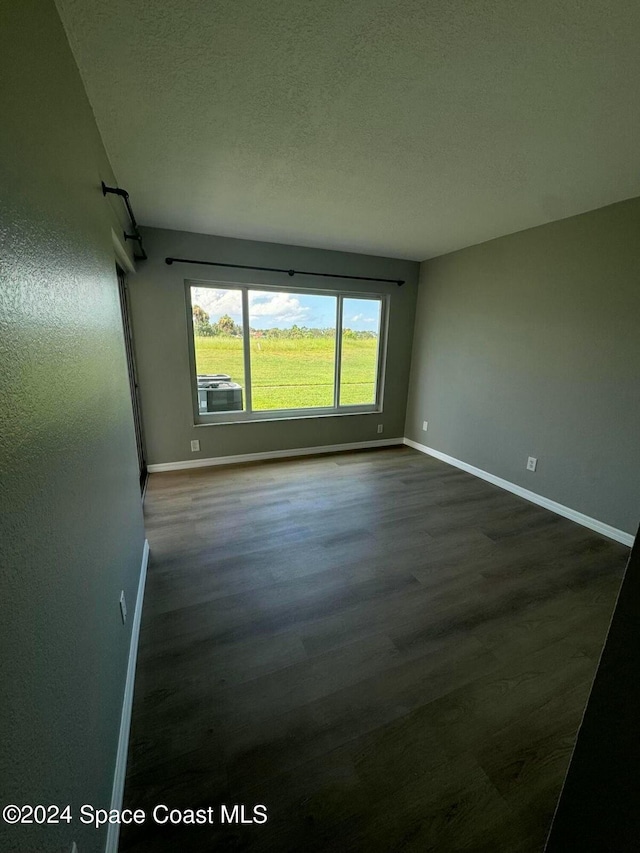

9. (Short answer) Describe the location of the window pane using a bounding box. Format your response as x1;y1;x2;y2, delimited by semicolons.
340;298;382;405
248;290;336;410
190;286;245;413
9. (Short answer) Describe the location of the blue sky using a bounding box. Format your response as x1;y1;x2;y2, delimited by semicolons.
191;287;381;332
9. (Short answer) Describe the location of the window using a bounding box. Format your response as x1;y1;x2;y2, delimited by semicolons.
188;282;386;422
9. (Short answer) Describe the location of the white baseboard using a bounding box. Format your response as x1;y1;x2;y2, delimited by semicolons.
105;539;149;853
147;438;404;473
403;438;635;547
146;436;634;546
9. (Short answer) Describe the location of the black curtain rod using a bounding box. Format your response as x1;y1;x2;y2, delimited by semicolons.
102;182;148;261
165;256;404;286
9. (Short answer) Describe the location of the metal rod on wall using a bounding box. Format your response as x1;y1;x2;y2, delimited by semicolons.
102;182;148;261
164;256;405;286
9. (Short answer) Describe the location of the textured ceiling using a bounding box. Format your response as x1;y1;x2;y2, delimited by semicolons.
56;0;640;260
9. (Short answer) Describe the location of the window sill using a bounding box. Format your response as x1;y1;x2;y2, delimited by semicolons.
194;408;382;427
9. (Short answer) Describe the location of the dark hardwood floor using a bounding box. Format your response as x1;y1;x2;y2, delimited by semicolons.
120;446;628;852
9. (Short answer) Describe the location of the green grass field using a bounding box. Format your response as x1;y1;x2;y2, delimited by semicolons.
194;336;379;409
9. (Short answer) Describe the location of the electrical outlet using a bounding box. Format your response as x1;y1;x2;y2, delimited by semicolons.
422;421;428;432
191;439;200;452
527;456;537;472
377;424;384;434
119;591;127;625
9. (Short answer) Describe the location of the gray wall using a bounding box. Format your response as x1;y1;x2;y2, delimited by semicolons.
405;197;640;535
0;2;145;851
129;227;418;465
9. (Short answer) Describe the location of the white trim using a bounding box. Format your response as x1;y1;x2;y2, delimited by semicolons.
334;295;344;408
105;539;150;853
403;438;635;547
147;438;403;473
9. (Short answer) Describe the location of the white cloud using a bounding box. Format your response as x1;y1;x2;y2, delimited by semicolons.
249;292;309;323
350;313;376;323
192;287;242;318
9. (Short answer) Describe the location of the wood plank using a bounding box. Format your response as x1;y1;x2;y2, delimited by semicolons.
120;446;627;852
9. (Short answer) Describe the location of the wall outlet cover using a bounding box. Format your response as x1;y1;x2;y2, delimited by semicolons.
527;456;538;472
422;421;428;431
191;439;200;452
377;424;384;434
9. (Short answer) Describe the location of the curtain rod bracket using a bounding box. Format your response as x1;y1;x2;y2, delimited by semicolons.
102;182;147;261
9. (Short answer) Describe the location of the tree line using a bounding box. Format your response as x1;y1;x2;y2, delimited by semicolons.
192;306;378;339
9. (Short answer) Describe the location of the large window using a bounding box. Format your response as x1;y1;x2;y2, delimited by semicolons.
188;282;386;422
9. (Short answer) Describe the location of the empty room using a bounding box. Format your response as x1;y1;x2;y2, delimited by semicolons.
2;1;640;852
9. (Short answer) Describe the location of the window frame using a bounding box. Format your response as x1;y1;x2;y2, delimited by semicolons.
185;279;389;425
